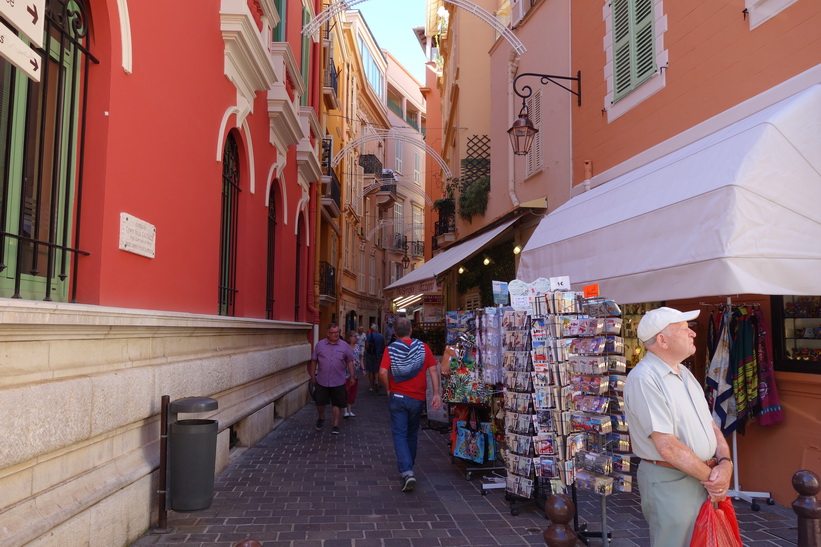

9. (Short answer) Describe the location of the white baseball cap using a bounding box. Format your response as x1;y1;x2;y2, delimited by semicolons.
637;307;700;343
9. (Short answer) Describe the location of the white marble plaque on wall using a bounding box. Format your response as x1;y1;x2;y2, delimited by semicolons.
119;213;156;258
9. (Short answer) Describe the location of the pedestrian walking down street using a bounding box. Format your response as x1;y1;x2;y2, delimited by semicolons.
364;323;386;393
378;317;441;492
343;330;360;417
624;307;734;546
308;323;356;435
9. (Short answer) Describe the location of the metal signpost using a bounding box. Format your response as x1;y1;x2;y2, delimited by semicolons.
0;0;45;82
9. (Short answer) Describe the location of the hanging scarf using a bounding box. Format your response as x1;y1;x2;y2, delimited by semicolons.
707;312;718;363
753;310;784;426
730;312;759;429
388;338;426;382
706;311;737;435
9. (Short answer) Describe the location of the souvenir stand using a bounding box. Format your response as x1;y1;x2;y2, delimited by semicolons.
443;310;505;481
499;282;636;543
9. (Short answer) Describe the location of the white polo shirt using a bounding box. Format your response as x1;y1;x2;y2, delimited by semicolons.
624;352;717;462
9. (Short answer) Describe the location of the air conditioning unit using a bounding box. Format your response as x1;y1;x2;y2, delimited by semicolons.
510;0;533;28
510;0;524;28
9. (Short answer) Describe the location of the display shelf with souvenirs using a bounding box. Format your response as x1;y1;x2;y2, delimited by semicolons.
500;306;543;514
620;302;663;369
775;296;821;370
562;294;636;545
443;310;506;481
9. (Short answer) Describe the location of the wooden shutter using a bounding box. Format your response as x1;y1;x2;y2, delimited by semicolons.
612;0;655;102
526;90;542;177
633;0;656;84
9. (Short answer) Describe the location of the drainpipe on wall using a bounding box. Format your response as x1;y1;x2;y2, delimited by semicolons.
508;50;521;208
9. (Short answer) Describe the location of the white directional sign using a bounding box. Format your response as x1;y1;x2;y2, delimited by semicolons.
0;21;42;82
0;0;45;48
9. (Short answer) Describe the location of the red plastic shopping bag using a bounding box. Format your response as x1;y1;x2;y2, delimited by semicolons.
690;497;742;547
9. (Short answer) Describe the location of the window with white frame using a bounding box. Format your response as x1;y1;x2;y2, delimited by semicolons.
412;205;423;249
393;202;404;248
358;251;365;292
604;0;667;121
413;152;421;185
369;255;376;294
525;91;543;177
395;140;403;173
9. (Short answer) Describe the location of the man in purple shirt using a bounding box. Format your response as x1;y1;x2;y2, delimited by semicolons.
309;323;356;434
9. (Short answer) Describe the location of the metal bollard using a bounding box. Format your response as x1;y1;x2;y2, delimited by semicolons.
543;493;578;547
792;470;821;547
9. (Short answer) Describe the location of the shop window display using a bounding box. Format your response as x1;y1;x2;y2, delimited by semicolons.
773;295;821;374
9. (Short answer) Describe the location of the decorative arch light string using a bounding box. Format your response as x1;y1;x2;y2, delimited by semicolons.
303;0;526;56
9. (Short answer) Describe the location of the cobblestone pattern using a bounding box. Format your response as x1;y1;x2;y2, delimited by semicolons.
133;382;798;546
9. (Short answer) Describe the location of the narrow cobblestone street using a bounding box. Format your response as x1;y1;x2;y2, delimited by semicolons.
133;381;798;546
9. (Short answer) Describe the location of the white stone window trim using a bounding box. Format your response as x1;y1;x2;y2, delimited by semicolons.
602;0;668;123
745;0;798;30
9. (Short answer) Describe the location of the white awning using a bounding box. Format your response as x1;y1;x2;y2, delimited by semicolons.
384;217;519;300
518;85;821;304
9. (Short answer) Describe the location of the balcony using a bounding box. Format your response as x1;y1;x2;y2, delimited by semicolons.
323;61;340;111
319;261;336;306
321;138;341;218
434;203;456;247
358;154;383;176
409;240;424;257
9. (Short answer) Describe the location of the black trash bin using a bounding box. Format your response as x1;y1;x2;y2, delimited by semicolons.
168;397;218;512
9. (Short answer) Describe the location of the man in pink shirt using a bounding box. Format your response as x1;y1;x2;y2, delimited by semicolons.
309;323;356;435
378;317;441;492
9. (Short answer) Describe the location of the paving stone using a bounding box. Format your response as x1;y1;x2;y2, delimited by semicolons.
134;380;798;546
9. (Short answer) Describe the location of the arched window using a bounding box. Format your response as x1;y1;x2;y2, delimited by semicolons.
219;132;241;316
294;213;303;321
0;0;96;301
265;184;278;319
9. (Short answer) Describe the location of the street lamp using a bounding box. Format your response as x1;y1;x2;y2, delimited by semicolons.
401;237;410;269
508;71;582;156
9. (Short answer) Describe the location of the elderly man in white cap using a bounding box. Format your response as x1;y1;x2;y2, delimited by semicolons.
623;307;734;546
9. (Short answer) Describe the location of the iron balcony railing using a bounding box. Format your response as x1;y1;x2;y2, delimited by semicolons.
324;61;338;96
324;166;341;210
435;208;456;236
387;99;403;118
358;154;383;176
410;240;424;257
319;261;335;297
431;234;440;252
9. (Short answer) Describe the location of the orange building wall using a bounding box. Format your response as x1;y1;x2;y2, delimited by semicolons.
571;0;821;185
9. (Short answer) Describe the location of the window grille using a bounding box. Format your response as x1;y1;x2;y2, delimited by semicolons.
265;187;277;319
0;0;97;302
219;132;241;316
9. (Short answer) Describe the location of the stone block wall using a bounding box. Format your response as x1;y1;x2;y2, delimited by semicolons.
0;300;312;546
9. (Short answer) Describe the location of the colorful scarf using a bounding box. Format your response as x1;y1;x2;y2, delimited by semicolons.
731;312;759;428
753;310;784;426
387;339;425;382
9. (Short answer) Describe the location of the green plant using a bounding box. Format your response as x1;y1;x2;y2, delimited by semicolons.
457;175;490;222
437;176;490;223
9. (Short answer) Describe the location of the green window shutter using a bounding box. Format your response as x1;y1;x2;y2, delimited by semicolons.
612;0;633;99
300;7;310;107
633;0;655;84
612;0;655;102
273;0;286;42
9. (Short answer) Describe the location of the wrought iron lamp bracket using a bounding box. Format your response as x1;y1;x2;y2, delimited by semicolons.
512;70;582;111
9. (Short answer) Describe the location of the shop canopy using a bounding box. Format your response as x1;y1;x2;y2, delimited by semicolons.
384;217;519;300
518;85;821;304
